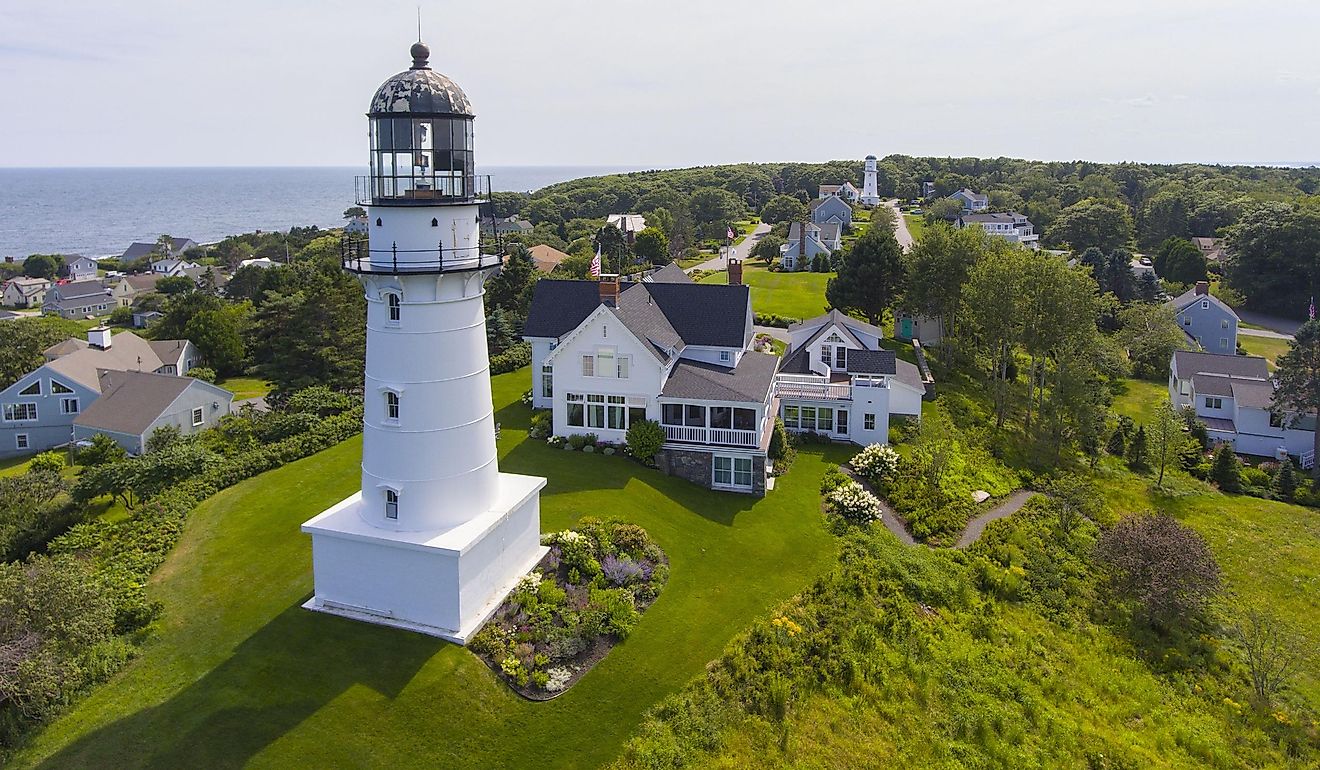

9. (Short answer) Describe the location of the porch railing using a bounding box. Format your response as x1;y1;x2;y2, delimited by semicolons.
663;424;759;448
773;374;852;400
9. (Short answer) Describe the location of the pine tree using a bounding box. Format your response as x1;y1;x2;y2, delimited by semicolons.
1274;462;1298;502
1210;443;1242;492
1126;425;1149;471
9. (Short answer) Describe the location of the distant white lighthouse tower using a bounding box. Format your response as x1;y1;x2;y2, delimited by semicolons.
860;154;881;207
301;41;547;643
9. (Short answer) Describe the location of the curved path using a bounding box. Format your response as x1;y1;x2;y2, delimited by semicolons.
843;467;1033;548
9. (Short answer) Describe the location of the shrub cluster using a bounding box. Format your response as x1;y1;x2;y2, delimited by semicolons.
752;312;800;329
490;341;531;375
826;481;883;525
469;519;668;697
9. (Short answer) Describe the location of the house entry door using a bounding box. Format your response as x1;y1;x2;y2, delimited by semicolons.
837;409;849;436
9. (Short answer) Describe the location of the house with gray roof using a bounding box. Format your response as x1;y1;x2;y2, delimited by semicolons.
65;255;99;281
955;211;1039;249
109;273;163;307
42;280;114;319
1169;349;1314;463
121;237;198;263
1;327;193;458
150;258;202;277
73;371;232;455
524;274;775;495
3;277;51;308
819;181;860;204
1165;281;1239;354
777;310;927;446
780;221;841;270
809;195;854;228
948;188;989;213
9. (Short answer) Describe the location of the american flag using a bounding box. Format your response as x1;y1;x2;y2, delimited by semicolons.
727;226;735;240
590;245;602;278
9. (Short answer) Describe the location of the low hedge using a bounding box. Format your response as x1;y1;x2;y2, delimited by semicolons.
491;342;531;375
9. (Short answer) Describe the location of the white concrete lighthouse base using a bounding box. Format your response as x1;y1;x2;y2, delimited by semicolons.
300;473;548;645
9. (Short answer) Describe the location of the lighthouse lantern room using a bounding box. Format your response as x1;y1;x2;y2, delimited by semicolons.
301;41;547;644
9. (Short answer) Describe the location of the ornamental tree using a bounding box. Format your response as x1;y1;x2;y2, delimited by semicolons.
1095;512;1221;628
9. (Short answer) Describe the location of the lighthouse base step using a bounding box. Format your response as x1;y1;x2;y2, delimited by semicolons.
300;472;547;644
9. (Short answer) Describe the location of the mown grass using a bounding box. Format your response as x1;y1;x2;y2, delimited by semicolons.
216;376;273;400
14;368;849;769
699;262;831;321
1239;334;1291;371
903;214;927;243
1111;377;1171;427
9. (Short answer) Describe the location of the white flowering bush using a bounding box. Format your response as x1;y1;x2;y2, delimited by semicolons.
850;443;899;485
545;667;573;692
827;481;884;524
513;570;543;596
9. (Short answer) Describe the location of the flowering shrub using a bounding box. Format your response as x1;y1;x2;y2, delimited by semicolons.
850;444;899;486
547;435;566;448
473;519;668;699
827;481;883;524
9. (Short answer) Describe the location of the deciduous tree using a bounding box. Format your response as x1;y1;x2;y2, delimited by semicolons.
1043;197;1134;252
759;195;807;225
1272;319;1320;479
825;225;904;327
1095;512;1221;628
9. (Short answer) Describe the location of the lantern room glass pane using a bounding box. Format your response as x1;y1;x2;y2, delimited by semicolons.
418;121;432;150
434;119;452;150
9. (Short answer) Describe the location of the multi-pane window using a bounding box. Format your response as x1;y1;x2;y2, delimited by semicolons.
566;393;585;427
15;434;28;450
607;396;626;430
1204;396;1223;409
3;404;37;421
835;346;846;369
191;406;204;425
587;394;606;428
541;365;553;398
385;489;399;519
385;392;400;421
581;354;594;377
782;404;834;432
616;356;630;379
386;293;401;324
837;410;849;434
864;413;876;431
714;456;754;488
61;398;80;415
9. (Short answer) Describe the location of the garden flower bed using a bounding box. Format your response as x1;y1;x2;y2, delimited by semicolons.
468;519;669;699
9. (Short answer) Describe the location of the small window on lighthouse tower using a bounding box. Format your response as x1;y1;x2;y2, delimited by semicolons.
431;217;439;227
386;293;401;324
385;489;399;520
375;217;382;227
385;391;400;422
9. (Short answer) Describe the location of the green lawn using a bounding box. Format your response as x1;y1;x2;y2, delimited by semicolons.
1238;334;1291;371
1110;377;1170;428
700;262;831;322
16;369;848;769
903;214;927;243
217;376;273;400
0;454;36;478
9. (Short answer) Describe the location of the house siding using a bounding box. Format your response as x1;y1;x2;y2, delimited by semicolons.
1176;300;1237;353
0;367;99;458
546;311;665;442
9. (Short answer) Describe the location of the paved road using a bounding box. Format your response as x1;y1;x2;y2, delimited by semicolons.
1240;326;1294;341
1237;309;1302;337
686;222;772;273
753;325;789;343
886;199;914;251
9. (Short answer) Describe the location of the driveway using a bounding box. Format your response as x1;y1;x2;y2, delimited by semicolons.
1239;326;1294;341
686;222;772;274
886;199;914;251
1236;309;1302;337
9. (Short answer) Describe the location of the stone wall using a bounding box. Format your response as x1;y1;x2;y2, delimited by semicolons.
657;448;766;497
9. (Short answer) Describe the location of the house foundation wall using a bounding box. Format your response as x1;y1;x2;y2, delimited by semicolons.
657;446;766;497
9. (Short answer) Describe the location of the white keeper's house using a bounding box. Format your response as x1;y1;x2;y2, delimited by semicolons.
775;310;928;444
300;40;546;645
524;265;780;496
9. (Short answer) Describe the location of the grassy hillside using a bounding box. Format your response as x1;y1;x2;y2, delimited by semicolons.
13;369;848;769
698;263;831;322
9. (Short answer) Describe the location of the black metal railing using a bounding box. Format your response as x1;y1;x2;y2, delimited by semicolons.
355;174;493;206
340;238;503;274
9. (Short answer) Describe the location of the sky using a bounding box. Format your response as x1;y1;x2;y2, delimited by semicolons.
2;0;1319;169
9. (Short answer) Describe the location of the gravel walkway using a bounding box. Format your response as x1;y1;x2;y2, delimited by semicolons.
842;467;1032;549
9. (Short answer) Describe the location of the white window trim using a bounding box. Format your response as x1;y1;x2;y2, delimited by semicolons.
62;398;80;415
191;406;204;426
15;434;28;450
385;292;402;326
3;403;38;422
713;455;754;490
17;381;41;396
384;390;401;424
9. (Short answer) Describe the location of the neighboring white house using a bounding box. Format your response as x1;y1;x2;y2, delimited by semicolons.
42;280;114;319
819;182;861;204
524;273;777;495
809;196;853;227
1169;349;1314;463
1165;281;1239;354
2;277;50;308
65;255;99;281
606;213;647;243
955;212;1039;249
150;258;202;277
239;257;279;270
780;221;841;270
344;216;369;234
0;327;194;457
948;188;989;213
775;310;927;446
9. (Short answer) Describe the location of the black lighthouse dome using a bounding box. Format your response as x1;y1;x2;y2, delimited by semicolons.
365;42;477;203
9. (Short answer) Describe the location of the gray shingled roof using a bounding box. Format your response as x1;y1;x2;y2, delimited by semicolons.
1230;380;1276;409
642;282;748;347
1166;287;1239;318
73;371;199;437
894;359;926;392
787;309;883;339
523;280;603;338
121;242;156;261
50;280;110;301
615;284;683;361
642;263;693;284
1192;374;1235;397
1174;350;1267;380
845;349;897;375
660;352;778;404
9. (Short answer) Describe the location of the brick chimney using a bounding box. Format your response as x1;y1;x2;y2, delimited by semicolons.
728;257;743;286
598;274;620;307
1194;280;1209;296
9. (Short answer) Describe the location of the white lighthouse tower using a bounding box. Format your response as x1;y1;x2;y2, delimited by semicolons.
301;41;547;643
860;154;882;207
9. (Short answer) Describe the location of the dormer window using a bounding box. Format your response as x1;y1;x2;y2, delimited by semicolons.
385;391;400;422
385;292;401;324
385;489;399;519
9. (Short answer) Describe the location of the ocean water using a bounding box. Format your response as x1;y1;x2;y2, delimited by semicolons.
0;165;645;259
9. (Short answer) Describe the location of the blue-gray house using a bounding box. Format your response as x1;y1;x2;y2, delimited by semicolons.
1165;281;1239;355
809;196;853;227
